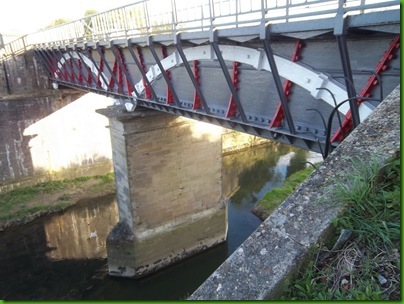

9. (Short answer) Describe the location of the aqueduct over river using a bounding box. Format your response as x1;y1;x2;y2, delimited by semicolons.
0;0;400;279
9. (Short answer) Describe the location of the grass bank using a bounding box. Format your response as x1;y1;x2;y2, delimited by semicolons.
282;155;400;300
253;165;318;220
0;173;115;231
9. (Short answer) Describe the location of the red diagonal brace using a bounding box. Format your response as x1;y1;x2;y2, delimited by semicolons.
87;66;92;86
62;63;68;81
115;49;125;94
78;59;83;84
108;59;118;91
161;46;174;104
331;35;400;142
97;49;104;88
192;60;201;110
270;39;304;128
118;48;134;95
69;59;75;82
137;47;151;99
225;61;240;118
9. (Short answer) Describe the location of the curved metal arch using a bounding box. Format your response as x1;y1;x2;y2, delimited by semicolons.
135;44;374;120
57;52;108;90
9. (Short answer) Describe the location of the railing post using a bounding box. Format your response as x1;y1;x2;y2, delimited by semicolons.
209;0;215;29
171;0;178;33
144;1;151;34
261;0;266;23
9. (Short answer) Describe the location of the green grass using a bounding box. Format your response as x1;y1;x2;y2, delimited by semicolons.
283;154;401;300
0;173;115;224
255;165;318;218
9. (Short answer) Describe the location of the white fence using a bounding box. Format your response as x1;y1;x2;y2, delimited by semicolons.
0;0;399;57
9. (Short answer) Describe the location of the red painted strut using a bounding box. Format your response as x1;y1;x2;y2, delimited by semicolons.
97;49;104;88
192;60;201;110
78;59;83;84
137;47;152;99
161;46;174;104
331;35;400;142
225;61;240;118
269;39;304;128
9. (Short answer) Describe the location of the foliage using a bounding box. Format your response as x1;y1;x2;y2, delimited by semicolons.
282;154;401;300
328;156;400;248
255;165;317;217
45;18;71;28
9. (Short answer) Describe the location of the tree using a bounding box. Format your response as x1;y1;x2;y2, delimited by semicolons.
84;9;98;35
45;18;71;28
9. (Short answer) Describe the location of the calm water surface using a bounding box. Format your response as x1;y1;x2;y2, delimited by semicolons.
0;143;321;300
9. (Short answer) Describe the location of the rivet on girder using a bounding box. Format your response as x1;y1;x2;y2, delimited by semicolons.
331;35;400;142
161;46;174;104
269;39;304;129
225;61;240;118
192;60;202;110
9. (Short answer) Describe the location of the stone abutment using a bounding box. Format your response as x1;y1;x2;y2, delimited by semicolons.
97;106;227;278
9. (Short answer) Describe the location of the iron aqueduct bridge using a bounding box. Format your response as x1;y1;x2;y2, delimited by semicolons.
0;0;400;282
1;0;400;158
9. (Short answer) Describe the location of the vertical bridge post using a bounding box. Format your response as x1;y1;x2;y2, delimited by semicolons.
96;106;227;278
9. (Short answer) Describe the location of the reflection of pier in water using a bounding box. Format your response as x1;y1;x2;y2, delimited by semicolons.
44;194;118;260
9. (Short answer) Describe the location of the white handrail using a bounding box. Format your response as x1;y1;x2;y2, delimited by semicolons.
0;0;399;57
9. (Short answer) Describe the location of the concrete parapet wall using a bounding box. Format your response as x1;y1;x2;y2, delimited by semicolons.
98;107;227;278
189;85;400;300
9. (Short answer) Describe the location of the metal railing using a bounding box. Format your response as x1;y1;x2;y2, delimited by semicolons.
0;0;399;57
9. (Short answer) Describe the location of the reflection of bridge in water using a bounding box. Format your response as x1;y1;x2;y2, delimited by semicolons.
1;0;400;281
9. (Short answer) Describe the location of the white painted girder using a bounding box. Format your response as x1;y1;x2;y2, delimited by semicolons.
56;53;109;90
134;45;374;119
55;45;374;121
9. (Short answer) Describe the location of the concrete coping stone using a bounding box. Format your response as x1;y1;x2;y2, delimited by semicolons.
96;105;163;121
189;85;400;300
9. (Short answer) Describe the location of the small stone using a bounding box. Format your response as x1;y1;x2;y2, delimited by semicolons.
378;274;387;285
216;283;222;292
260;248;267;255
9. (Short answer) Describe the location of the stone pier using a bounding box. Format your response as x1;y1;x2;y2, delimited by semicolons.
97;106;227;278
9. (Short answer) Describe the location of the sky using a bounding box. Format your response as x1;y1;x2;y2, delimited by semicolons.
0;0;136;35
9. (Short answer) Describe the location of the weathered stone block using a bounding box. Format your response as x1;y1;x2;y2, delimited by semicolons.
98;106;227;278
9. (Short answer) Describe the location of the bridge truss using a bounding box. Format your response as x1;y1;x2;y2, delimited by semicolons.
2;0;400;157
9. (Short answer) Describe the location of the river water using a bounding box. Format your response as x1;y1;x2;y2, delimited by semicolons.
0;143;321;300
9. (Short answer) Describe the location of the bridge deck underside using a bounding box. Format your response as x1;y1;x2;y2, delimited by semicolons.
34;19;400;155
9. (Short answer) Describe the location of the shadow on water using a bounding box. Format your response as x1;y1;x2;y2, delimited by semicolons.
0;143;322;300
